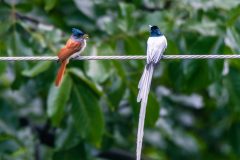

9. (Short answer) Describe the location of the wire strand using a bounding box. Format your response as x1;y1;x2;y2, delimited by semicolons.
0;55;240;61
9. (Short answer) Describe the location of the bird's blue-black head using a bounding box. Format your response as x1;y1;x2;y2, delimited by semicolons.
149;25;163;37
72;28;85;39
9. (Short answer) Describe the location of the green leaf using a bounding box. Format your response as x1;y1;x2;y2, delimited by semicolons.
129;88;140;123
30;32;47;48
71;88;89;139
186;18;219;36
166;39;180;54
12;30;33;56
71;84;104;147
53;143;87;160
229;122;240;155
0;62;7;74
22;61;52;77
225;68;240;112
145;92;160;127
124;36;144;54
85;45;114;83
112;61;127;79
226;5;240;26
168;59;223;92
182;60;214;91
143;12;165;29
73;0;95;18
11;147;27;158
55;118;81;151
119;2;134;19
0;20;11;35
183;0;240;10
86;60;112;83
0;133;23;147
11;62;28;89
225;27;240;52
92;56;112;81
69;68;102;96
47;73;72;126
15;2;33;12
106;76;126;108
70;68;104;146
118;2;135;30
0;40;7;56
214;0;240;10
44;0;58;11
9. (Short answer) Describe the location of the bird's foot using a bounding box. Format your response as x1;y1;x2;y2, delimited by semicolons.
72;55;80;59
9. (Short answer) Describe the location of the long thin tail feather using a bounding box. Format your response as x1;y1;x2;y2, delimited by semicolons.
136;64;154;160
55;60;68;86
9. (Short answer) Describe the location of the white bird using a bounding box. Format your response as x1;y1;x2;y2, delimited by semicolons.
136;25;167;160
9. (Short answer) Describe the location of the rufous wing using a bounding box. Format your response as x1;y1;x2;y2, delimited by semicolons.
58;39;82;61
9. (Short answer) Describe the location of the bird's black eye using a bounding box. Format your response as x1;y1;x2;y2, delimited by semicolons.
151;26;159;30
77;32;83;37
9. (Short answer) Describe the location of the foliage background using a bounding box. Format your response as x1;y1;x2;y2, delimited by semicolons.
1;0;240;159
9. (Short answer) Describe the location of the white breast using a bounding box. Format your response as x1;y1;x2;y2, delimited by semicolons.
147;36;167;63
70;39;87;58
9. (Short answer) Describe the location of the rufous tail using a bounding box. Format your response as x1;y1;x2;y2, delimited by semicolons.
55;60;68;86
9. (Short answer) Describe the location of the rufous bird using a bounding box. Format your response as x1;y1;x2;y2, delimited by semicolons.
55;28;88;86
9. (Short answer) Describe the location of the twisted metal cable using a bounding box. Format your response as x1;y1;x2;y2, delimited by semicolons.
0;55;240;61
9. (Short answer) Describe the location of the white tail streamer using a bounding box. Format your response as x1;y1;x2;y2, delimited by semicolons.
136;64;154;160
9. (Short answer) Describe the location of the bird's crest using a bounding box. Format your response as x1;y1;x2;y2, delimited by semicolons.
151;25;159;30
149;25;162;37
72;28;84;38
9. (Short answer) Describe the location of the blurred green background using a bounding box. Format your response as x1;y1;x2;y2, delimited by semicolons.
1;0;240;159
